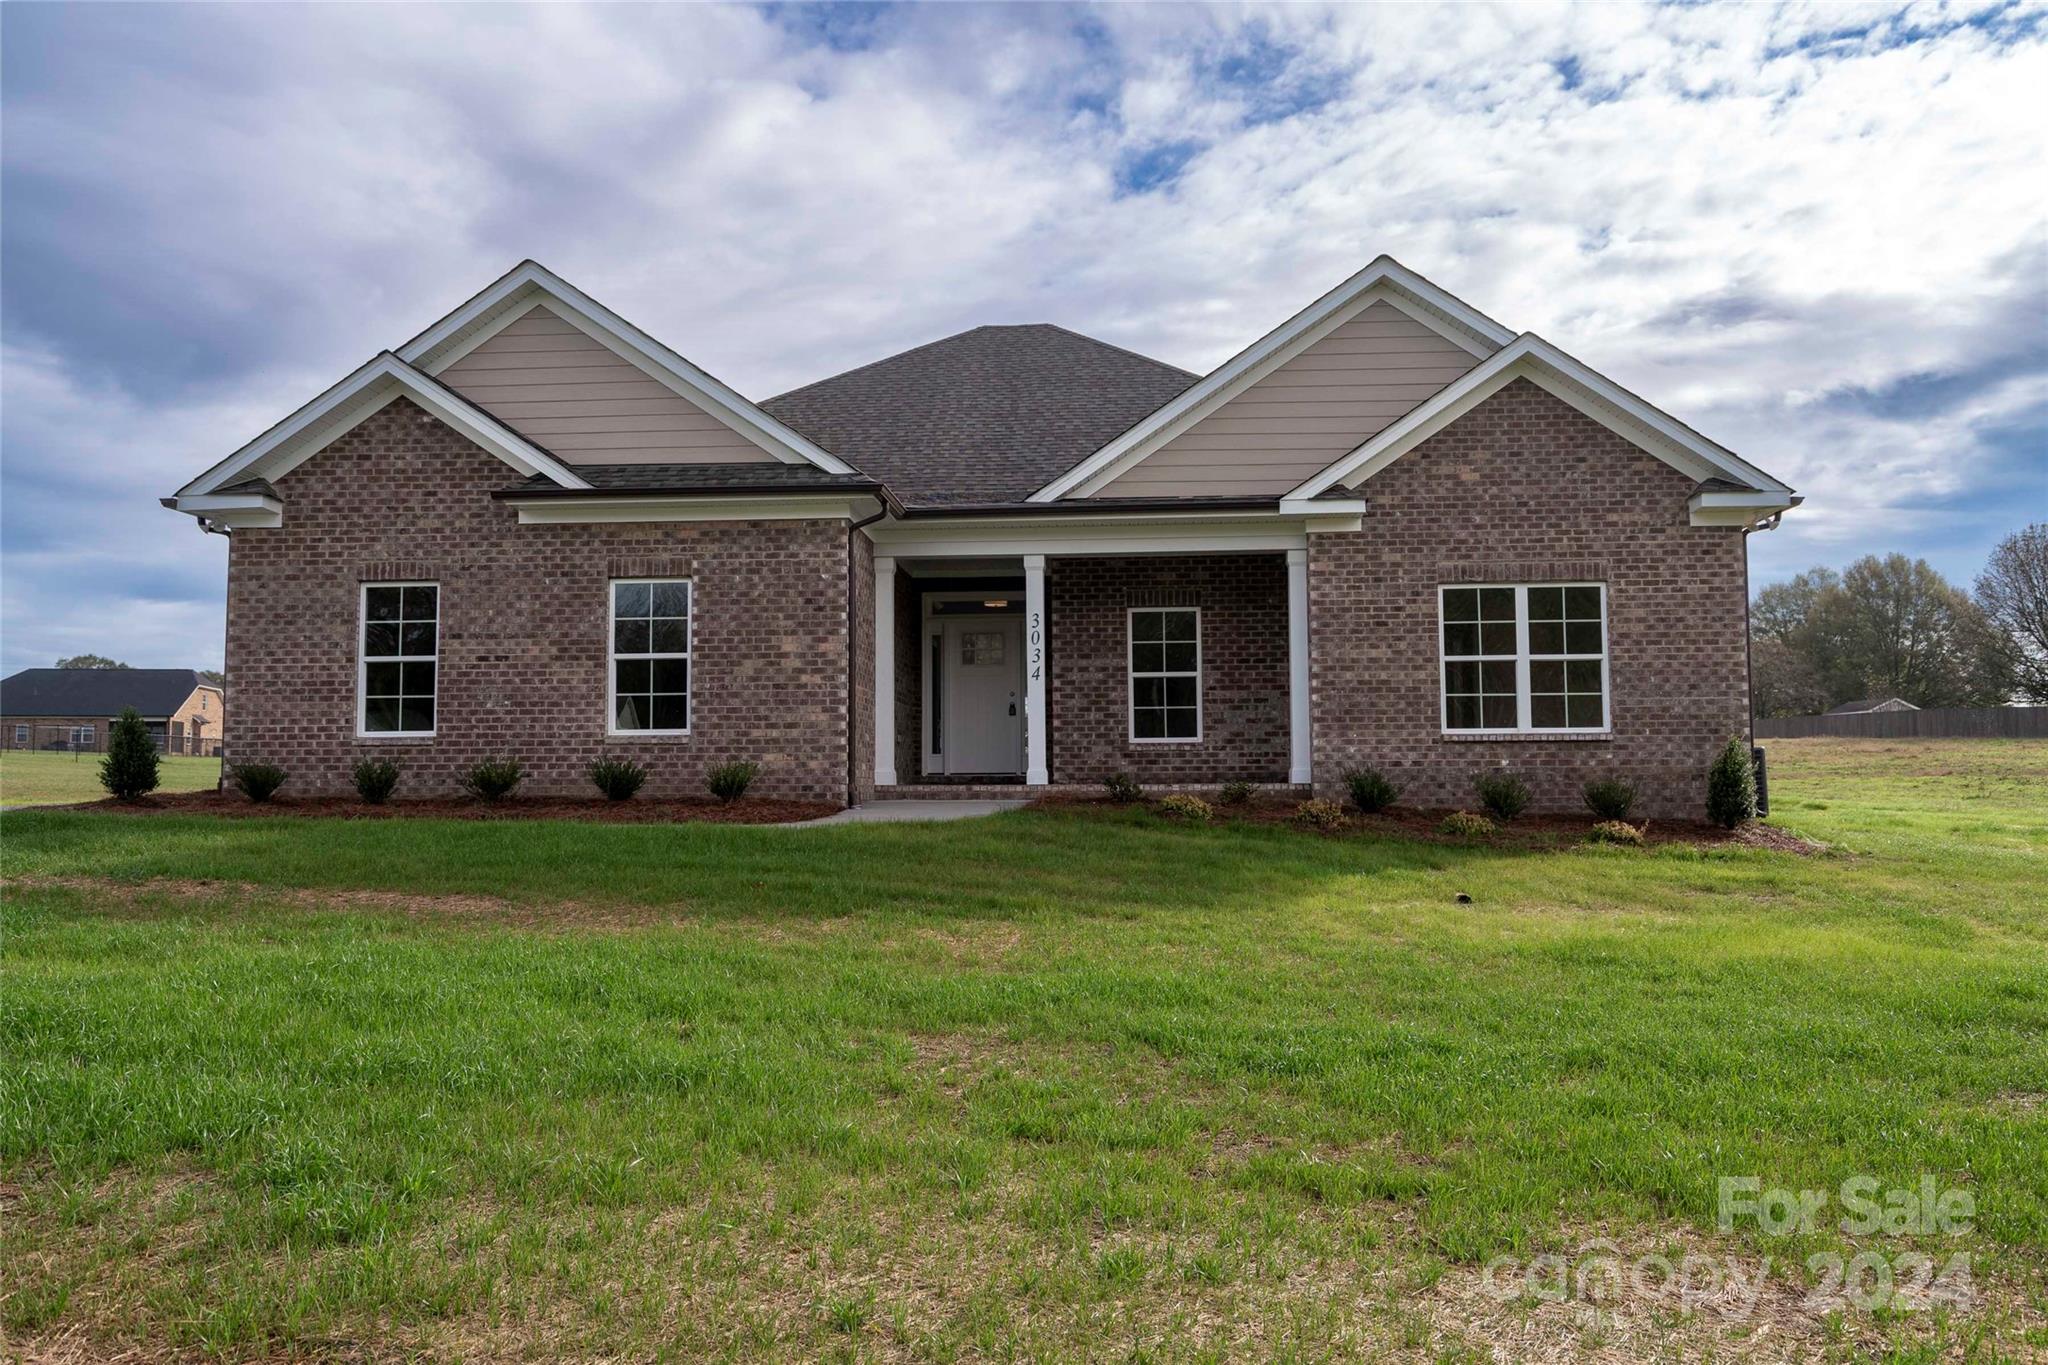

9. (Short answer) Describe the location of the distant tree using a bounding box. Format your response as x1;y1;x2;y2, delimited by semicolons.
1832;554;2010;708
1750;637;1829;717
1975;524;2048;702
55;654;129;669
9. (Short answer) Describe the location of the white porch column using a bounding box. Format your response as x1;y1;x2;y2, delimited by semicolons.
1287;548;1312;786
1023;554;1049;785
874;556;897;787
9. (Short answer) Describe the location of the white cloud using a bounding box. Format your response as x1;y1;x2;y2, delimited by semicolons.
3;0;2044;672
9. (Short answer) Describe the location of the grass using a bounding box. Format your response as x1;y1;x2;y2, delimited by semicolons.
0;749;220;808
2;738;2045;1360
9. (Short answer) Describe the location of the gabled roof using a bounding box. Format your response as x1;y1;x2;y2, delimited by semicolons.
1825;697;1920;715
398;260;857;475
1029;256;1515;502
172;353;593;511
761;325;1197;506
1286;334;1798;518
1;668;212;718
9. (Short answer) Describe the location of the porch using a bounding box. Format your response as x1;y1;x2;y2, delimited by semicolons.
868;501;1361;797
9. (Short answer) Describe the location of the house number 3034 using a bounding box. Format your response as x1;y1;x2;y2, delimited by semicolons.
1029;612;1042;681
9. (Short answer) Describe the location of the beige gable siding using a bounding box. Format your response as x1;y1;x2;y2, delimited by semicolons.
437;305;776;465
1097;301;1479;497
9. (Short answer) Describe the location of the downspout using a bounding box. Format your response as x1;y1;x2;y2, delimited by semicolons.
846;502;889;808
1741;510;1786;801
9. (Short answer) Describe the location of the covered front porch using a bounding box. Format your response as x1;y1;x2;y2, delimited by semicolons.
866;500;1361;797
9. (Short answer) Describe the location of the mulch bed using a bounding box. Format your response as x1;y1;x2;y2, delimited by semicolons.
48;790;838;825
1029;792;1822;853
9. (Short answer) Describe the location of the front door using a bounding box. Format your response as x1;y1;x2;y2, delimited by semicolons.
940;617;1023;774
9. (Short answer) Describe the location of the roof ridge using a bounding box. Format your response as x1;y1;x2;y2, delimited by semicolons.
764;325;1003;405
1034;323;1199;381
763;321;1192;405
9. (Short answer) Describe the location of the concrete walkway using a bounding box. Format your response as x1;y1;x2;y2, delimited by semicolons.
793;799;1028;825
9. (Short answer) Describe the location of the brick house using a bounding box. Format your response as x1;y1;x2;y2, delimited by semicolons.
165;258;1797;816
1;668;225;755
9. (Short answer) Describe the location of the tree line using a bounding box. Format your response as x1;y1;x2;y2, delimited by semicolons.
1751;524;2048;716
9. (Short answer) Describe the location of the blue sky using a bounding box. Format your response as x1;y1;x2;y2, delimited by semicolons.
3;1;2044;673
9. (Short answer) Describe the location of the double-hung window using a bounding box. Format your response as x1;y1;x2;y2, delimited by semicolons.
1440;584;1607;733
610;580;690;733
70;725;93;749
1129;606;1200;741
360;583;438;735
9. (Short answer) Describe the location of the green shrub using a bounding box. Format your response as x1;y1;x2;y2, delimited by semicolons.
1706;735;1757;828
1292;798;1346;831
1473;768;1531;821
463;758;524;803
97;707;160;800
1218;779;1256;807
351;758;399;804
1103;772;1142;803
707;760;759;803
587;756;648;802
1342;765;1401;814
1586;819;1645;847
1439;810;1495;839
230;762;287;803
1156;794;1212;822
1582;776;1638;821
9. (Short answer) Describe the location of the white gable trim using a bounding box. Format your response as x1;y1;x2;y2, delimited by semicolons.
172;353;592;506
1285;335;1796;508
397;261;858;475
1029;256;1514;503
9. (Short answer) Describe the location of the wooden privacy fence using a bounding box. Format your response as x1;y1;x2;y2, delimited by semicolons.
1756;707;2048;739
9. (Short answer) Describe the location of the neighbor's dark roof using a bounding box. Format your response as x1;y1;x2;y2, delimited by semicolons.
498;463;883;498
0;668;210;718
758;324;1198;506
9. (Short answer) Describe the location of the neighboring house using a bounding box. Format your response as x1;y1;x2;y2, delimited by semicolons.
1825;697;1921;715
164;257;1798;816
1;668;225;755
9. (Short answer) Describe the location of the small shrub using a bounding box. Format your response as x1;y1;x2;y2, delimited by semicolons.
1342;765;1402;814
463;757;524;803
1586;819;1645;847
587;756;648;802
1103;772;1143;803
707;760;759;803
1440;810;1495;839
97;707;160;800
1292;798;1346;831
1473;768;1531;821
1582;776;1638;821
230;762;287;803
1218;779;1256;807
1706;735;1757;828
351;758;399;804
1156;793;1212;822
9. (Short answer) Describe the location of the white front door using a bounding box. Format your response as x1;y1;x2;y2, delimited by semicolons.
940;617;1024;775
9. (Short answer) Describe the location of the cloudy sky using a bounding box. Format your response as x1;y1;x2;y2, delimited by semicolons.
3;1;2043;674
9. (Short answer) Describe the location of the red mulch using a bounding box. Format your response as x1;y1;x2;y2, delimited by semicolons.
1029;792;1822;853
52;790;838;824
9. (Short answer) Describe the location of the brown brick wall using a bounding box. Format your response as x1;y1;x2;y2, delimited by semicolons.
224;398;856;802
1307;378;1750;819
848;531;875;805
1046;554;1290;785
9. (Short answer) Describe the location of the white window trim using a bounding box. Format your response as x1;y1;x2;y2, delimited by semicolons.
1127;605;1203;744
356;581;439;740
1438;583;1611;737
13;724;27;745
607;578;694;737
72;725;95;748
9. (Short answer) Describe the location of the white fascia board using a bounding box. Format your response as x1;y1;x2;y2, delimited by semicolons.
170;492;284;529
1029;256;1515;503
513;494;881;526
398;261;858;475
174;354;592;506
865;508;1359;559
1689;490;1802;527
1286;335;1796;502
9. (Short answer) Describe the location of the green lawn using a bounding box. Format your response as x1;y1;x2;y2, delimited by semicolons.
0;749;220;808
2;740;2044;1360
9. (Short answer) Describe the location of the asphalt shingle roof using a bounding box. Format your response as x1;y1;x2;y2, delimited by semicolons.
501;463;881;496
758;324;1198;507
1;668;209;718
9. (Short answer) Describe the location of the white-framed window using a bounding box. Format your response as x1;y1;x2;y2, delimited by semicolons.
1440;583;1608;734
358;582;438;736
12;724;27;745
71;725;94;748
609;579;691;734
1129;606;1201;742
